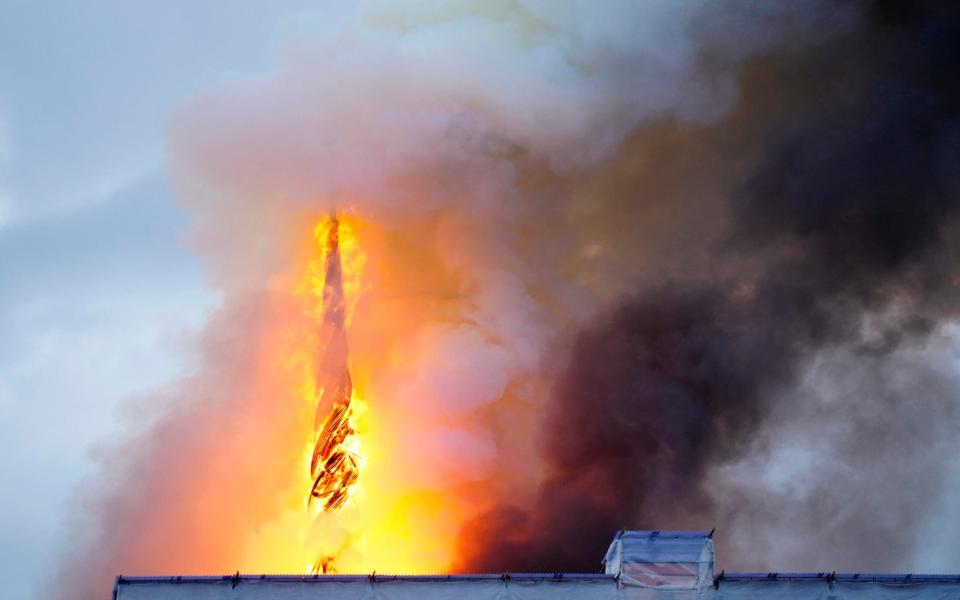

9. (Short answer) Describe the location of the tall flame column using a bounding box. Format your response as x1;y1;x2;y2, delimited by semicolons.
308;216;360;514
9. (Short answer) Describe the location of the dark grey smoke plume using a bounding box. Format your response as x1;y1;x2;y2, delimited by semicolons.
457;0;960;573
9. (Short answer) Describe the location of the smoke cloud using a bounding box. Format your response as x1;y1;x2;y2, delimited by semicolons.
53;1;960;597
457;0;960;573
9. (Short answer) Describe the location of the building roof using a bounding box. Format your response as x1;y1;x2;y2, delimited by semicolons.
113;530;960;599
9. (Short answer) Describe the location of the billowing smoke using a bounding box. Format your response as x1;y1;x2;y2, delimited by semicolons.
457;0;960;573
53;1;960;597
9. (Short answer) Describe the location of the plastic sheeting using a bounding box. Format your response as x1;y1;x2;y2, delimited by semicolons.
602;530;714;590
114;574;960;600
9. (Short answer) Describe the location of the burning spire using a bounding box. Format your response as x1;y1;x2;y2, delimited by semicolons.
308;214;360;514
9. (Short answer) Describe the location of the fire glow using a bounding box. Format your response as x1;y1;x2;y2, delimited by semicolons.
307;215;361;515
299;214;369;572
279;213;467;576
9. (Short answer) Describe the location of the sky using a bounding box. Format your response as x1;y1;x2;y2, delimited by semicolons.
4;2;960;599
0;2;318;596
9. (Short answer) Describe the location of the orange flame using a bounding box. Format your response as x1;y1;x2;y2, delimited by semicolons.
307;216;360;514
227;213;474;577
303;214;365;570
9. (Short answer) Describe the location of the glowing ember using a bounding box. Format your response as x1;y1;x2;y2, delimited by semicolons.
310;401;359;511
307;215;361;529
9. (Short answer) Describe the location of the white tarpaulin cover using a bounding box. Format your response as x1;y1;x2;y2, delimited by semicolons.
602;530;714;590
